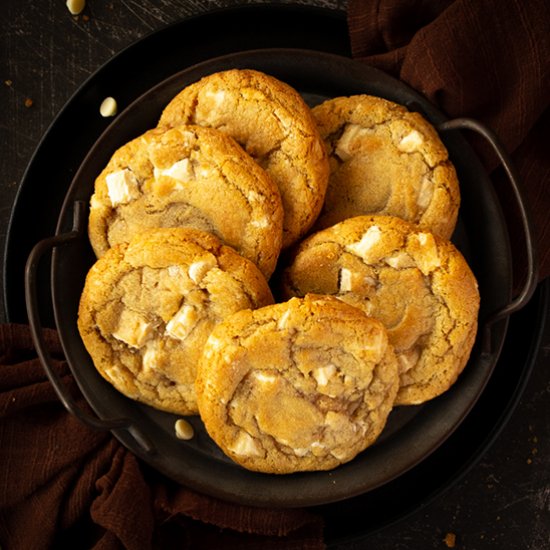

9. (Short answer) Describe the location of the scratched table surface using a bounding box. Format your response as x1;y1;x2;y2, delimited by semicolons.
1;1;549;549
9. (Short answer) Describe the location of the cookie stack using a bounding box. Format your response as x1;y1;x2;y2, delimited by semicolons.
77;69;479;474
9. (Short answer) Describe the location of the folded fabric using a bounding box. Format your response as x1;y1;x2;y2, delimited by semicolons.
0;324;325;549
347;0;550;286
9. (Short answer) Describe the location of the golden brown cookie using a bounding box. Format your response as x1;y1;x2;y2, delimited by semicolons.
311;95;460;239
78;227;274;415
88;124;283;279
158;69;330;248
281;216;479;405
195;294;399;474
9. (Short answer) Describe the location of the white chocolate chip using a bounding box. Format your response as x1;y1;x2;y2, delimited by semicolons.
66;0;85;15
250;217;270;229
228;432;263;457
330;448;350;461
174;418;194;440
277;309;292;330
253;372;278;385
105;169;140;206
385;252;415;269
293;447;309;457
346;226;382;259
165;304;198;341
99;96;117;117
339;268;353;292
417;232;429;245
398;348;421;374
312;364;336;387
417;176;434;208
398;130;424;153
142;341;162;373
335;124;370;161
154;158;194;182
112;310;154;349
168;265;183;278
205;89;227;106
188;257;216;283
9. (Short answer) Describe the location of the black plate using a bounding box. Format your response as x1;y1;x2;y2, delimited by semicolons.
41;47;513;509
10;4;546;542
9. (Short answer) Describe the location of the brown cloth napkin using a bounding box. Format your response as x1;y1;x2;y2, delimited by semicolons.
348;0;550;286
0;324;325;549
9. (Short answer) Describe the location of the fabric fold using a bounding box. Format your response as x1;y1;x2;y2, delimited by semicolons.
0;324;324;549
347;0;550;283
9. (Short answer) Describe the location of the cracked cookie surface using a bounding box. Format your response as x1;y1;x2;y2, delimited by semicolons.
158;69;330;248
281;216;480;405
311;95;460;239
88;124;283;279
195;294;399;473
78;227;274;415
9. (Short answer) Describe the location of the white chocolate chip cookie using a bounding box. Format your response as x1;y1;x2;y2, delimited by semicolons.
311;95;460;239
281;216;480;405
78;227;274;415
158;69;330;248
195;294;399;473
88;124;283;279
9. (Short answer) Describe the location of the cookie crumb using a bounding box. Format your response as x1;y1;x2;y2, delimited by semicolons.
24;97;33;108
444;532;456;548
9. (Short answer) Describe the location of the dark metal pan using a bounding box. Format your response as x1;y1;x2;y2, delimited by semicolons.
25;49;537;508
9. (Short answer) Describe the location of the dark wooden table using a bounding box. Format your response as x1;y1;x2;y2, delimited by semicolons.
1;2;548;548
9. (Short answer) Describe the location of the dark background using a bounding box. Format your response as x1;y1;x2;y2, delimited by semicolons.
1;1;548;548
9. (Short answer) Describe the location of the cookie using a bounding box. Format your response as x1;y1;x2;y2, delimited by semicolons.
88;124;283;279
195;294;399;473
158;69;330;248
78;227;274;415
311;95;460;239
281;216;480;405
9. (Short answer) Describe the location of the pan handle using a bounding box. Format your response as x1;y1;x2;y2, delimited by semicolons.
24;200;155;455
438;118;539;350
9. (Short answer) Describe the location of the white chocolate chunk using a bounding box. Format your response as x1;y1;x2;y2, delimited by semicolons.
277;309;292;330
229;431;263;457
330;448;351;461
188;257;216;283
335;124;370;161
413;232;441;273
398;130;424;153
168;265;183;278
165;304;198;341
313;364;337;387
174;418;194;440
346;226;382;259
293;447;309;457
250;217;270;229
99;97;117;117
142;341;161;373
417;176;434;208
154;158;194;182
398;347;421;374
253;372;278;385
385;252;415;269
205;89;227;106
339;268;353;292
112;310;154;348
105;169;140;206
